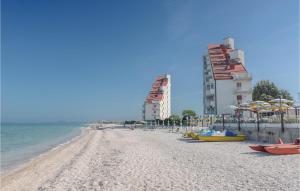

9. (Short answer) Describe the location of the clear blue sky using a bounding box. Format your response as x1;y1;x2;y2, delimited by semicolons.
2;0;299;122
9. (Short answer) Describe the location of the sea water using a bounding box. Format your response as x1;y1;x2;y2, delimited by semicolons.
0;123;84;173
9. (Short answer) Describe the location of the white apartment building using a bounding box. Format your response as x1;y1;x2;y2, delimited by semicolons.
143;74;171;120
203;37;252;115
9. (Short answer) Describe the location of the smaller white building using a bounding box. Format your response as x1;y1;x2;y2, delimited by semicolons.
143;74;171;120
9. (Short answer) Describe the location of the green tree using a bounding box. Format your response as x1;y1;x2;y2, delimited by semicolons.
278;89;293;101
253;80;279;101
169;114;180;120
253;80;293;101
163;115;179;126
169;114;181;125
182;110;197;126
182;110;197;118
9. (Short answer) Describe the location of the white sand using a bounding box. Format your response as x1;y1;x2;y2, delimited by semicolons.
1;126;300;191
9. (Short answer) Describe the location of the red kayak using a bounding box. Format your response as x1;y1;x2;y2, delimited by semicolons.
249;145;268;152
249;138;300;155
264;145;300;155
249;144;281;152
249;138;284;152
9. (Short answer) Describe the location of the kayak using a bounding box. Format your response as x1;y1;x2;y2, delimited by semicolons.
198;135;246;142
264;145;300;155
249;145;267;152
249;144;285;152
249;138;300;155
249;138;282;152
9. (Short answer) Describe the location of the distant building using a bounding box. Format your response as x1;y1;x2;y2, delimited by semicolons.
143;74;171;120
203;37;252;115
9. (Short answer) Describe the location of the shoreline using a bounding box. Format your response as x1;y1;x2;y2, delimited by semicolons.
0;126;93;190
1;126;299;191
0;124;121;190
1;124;87;176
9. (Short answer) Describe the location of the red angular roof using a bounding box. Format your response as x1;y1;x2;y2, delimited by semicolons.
145;76;168;103
208;44;247;80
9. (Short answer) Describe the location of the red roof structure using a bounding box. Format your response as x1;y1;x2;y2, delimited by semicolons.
208;44;247;80
145;75;168;104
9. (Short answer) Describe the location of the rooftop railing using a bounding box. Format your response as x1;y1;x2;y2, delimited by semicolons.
232;73;252;80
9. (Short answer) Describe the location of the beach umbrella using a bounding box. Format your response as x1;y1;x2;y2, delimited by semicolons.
230;105;244;131
258;109;272;113
251;101;270;107
249;101;271;111
230;105;238;110
230;103;254;131
239;102;251;109
240;102;251;106
271;103;293;111
248;101;271;132
250;100;269;106
269;98;293;132
269;98;293;104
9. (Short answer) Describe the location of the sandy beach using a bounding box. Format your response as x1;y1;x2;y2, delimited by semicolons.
1;125;299;191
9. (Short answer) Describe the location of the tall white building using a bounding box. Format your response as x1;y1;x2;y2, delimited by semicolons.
143;74;171;120
203;37;252;115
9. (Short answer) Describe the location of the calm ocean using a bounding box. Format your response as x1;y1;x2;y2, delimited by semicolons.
1;123;84;173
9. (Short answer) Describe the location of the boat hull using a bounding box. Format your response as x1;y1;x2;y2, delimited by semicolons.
198;135;246;142
191;132;198;139
249;145;267;152
264;145;300;155
249;143;284;152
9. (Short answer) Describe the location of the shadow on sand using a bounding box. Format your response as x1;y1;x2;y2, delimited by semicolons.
241;151;280;157
177;138;205;143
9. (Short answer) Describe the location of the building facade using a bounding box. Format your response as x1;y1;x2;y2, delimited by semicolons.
203;37;252;115
143;74;171;120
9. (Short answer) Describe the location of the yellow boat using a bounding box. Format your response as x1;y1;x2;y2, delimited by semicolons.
184;131;193;137
198;135;246;142
184;131;200;140
190;132;198;139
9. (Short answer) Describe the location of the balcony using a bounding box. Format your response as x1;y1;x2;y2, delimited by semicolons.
205;89;215;96
235;87;252;94
206;94;215;102
232;73;252;81
206;100;215;107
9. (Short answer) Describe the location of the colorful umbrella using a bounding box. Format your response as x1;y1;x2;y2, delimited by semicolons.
269;98;293;104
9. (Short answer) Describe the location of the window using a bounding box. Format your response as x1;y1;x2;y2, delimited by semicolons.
211;84;214;89
206;76;212;82
237;95;242;105
207;95;214;101
207;85;210;90
237;82;242;88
